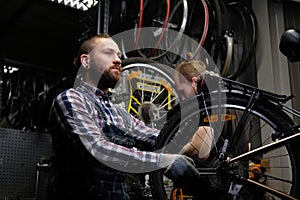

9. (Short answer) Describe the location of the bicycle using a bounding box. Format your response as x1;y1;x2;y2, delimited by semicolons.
148;29;300;200
150;72;300;200
112;54;300;199
110;52;300;199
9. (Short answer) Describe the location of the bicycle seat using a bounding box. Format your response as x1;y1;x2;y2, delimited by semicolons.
279;29;300;62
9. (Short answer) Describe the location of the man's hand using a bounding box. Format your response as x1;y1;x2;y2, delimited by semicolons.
158;153;195;168
163;154;200;183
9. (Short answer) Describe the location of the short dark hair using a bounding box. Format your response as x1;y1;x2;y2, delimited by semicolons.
73;33;111;68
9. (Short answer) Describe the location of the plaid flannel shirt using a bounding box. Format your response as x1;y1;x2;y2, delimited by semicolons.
50;81;160;171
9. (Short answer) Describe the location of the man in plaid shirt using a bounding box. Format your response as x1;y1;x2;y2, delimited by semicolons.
48;33;199;200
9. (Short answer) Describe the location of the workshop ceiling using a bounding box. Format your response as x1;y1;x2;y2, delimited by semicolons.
0;0;92;75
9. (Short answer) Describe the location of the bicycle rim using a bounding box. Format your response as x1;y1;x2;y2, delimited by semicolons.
111;57;179;128
150;93;300;200
136;0;188;60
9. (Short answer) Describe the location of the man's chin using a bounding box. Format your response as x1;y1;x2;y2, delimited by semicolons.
101;78;120;89
110;78;121;89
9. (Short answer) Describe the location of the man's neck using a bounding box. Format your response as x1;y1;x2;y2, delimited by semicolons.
100;87;109;94
83;76;109;94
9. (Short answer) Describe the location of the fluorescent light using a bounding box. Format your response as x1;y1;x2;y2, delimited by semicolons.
49;0;98;11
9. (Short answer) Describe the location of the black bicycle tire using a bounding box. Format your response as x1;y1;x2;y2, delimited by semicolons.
150;92;300;200
223;1;258;80
121;57;176;79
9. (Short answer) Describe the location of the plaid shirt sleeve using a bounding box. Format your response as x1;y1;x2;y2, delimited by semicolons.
51;88;161;172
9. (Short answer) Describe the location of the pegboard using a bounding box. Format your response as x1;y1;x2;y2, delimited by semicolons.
0;128;53;200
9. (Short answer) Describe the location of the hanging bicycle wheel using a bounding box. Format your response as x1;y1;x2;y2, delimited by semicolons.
150;92;300;200
111;57;179;128
135;0;188;60
219;1;258;80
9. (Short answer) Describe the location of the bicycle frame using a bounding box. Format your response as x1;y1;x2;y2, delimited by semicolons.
196;74;300;200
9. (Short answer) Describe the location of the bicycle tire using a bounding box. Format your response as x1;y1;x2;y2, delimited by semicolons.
135;0;188;60
150;92;300;200
221;1;258;80
111;57;179;128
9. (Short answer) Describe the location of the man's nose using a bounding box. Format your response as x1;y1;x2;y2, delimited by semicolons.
113;56;121;65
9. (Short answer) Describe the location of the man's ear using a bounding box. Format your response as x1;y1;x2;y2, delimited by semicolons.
191;76;198;87
80;54;89;69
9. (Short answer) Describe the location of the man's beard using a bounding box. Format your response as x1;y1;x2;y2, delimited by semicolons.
97;67;121;89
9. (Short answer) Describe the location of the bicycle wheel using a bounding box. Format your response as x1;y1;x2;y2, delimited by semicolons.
111;57;179;128
150;92;300;200
135;0;188;60
220;1;258;80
